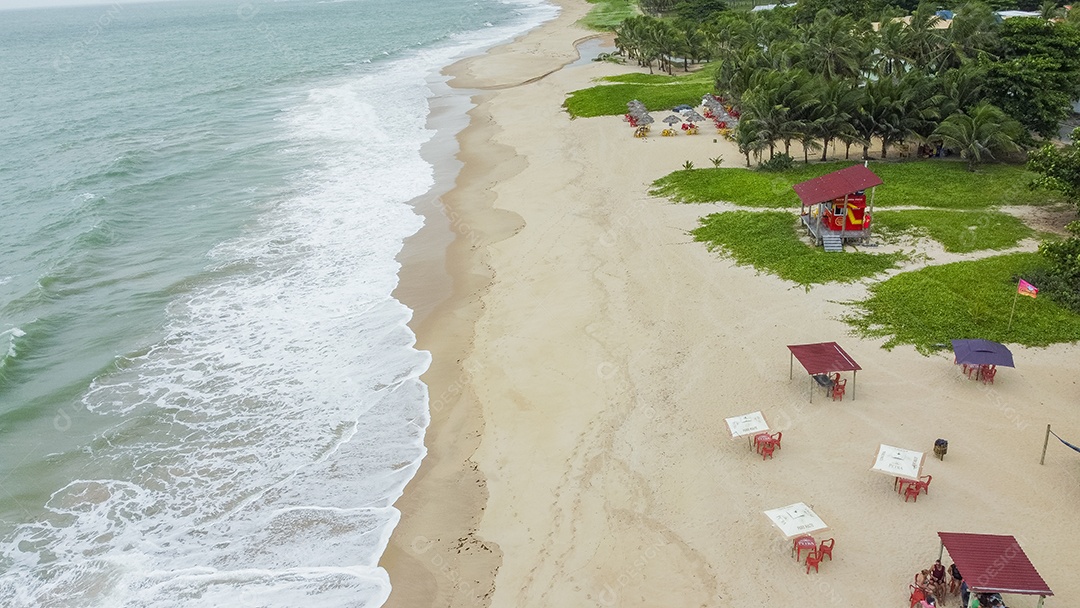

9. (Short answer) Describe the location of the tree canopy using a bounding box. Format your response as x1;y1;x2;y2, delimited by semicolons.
612;3;1080;167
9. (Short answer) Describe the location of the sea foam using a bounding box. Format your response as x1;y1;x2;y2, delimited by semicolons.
0;0;558;605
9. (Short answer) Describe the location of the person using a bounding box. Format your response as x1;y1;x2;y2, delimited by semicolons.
928;560;946;596
960;580;970;607
949;563;963;593
915;569;931;591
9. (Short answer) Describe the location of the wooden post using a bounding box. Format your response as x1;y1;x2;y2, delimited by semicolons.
840;193;850;242
1007;286;1020;331
868;183;876;242
938;541;944;562
1040;424;1051;465
852;370;856;401
815;203;823;245
809;376;813;403
789;352;794;379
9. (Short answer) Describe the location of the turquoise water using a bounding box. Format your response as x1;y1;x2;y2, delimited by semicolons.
0;0;555;605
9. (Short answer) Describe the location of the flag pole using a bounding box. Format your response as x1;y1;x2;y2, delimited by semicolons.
1007;283;1020;331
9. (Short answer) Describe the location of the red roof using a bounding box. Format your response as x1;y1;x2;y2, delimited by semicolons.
792;164;882;206
939;532;1053;596
787;342;861;375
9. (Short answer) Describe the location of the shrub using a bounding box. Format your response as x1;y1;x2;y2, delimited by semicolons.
758;153;795;172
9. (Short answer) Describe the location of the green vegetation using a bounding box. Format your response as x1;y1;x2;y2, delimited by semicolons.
874;210;1034;253
691;211;906;285
650;161;1067;209
564;81;712;118
1028;126;1080;207
598;70;714;85
931;102;1024;172
579;0;638;31
1029;221;1080;313
610;5;1080;167
846;253;1080;352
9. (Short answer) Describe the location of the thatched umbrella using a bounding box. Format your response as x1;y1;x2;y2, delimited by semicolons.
683;110;705;123
663;115;682;125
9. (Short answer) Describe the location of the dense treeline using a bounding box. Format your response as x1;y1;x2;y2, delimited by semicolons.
615;2;1080;169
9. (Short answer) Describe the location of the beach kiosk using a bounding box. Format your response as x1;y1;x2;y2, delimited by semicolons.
794;164;882;251
936;532;1053;607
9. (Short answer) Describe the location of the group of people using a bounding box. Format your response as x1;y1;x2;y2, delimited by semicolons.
913;560;1008;607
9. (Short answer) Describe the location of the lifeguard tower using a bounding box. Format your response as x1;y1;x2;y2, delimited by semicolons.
793;164;882;252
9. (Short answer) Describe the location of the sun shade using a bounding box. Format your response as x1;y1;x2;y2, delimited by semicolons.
793;164;882;207
950;339;1015;368
787;342;861;375
764;503;827;539
938;532;1052;596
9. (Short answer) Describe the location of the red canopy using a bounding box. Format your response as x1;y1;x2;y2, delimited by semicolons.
938;532;1053;596
793;165;882;207
787;342;861;375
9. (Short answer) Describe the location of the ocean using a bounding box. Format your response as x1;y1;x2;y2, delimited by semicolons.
0;0;555;605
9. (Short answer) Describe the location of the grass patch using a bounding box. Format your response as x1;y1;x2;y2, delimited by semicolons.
564;81;713;118
846;253;1080;352
874;210;1034;253
651;161;1067;209
598;70;715;85
579;0;638;30
692;211;906;285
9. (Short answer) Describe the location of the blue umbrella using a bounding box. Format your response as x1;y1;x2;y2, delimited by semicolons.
950;339;1014;367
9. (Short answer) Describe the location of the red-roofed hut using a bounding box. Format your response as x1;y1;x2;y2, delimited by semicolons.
793;164;882;251
937;532;1053;607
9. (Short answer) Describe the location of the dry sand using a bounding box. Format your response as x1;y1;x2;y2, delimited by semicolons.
382;2;1080;606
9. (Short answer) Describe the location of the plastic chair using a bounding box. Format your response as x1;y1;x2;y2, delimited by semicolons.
770;431;782;450
792;535;815;561
915;475;932;496
908;585;927;608
817;538;834;561
982;365;996;385
805;549;822;573
904;483;922;502
831;378;847;401
760;443;776;459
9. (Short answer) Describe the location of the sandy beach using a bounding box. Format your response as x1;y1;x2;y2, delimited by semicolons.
383;2;1080;606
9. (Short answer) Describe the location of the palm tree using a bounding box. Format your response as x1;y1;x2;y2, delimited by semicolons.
932;102;1023;171
905;5;947;72
734;122;767;167
873;18;912;78
934;62;986;118
807;10;864;81
740;88;783;158
1040;0;1065;21
939;2;999;70
808;77;860;161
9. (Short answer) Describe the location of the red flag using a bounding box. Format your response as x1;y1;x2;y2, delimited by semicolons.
1018;279;1038;299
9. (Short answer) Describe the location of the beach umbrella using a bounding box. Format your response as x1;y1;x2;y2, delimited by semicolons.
662;115;682;126
672;103;693;112
637;113;654;125
764;502;828;539
950;339;1014;368
870;444;925;482
725;411;769;442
